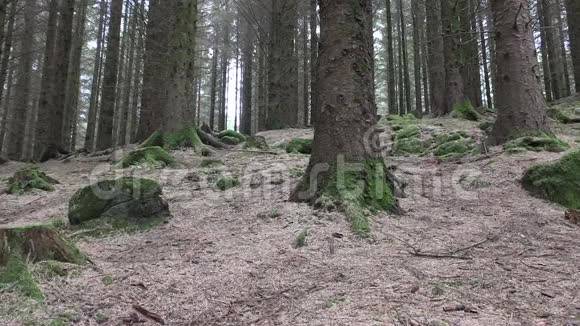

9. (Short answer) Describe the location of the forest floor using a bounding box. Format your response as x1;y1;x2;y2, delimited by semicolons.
1;107;580;325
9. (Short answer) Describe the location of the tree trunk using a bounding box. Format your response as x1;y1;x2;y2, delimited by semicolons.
538;0;553;101
240;18;253;135
542;0;568;100
84;0;108;151
565;0;580;92
426;0;446;116
479;5;493;108
385;0;397;115
290;0;399;227
441;0;467;113
411;0;422;117
309;0;318;125
489;0;552;145
0;0;16;154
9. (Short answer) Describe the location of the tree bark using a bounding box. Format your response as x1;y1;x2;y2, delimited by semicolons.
426;0;446;116
565;0;580;92
489;0;552;145
542;0;568;99
0;0;16;154
441;0;467;113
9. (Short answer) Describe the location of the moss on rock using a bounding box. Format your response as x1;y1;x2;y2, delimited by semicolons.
434;137;477;161
385;114;417;131
0;225;85;300
395;125;420;140
68;177;170;226
244;136;270;150
286;138;313;154
393;138;430;156
522;150;580;209
119;146;176;168
452;101;479;121
504;134;569;153
6;167;59;195
216;176;240;191
218;130;247;142
200;158;224;168
221;136;242;145
478;120;494;134
434;131;468;146
547;107;572;124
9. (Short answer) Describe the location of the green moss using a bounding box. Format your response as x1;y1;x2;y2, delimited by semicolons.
200;158;224;168
434;131;468;145
216;176;240;191
294;229;308;248
218;130;247;142
434;138;477;161
119;146;176;168
0;254;43;301
140;128;202;150
68;177;166;225
101;275;113;286
393;138;430;155
6;167;59;194
221;136;242;145
395;125;420;140
478;120;494;133
286;138;313;154
547;107;572;124
244;136;270;150
504;134;569;153
522;149;580;209
385;114;417;131
452;100;479;121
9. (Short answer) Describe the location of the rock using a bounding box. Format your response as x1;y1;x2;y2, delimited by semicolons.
221;136;242;145
6;167;59;194
119;146;176;168
522;149;580;209
286;138;313;154
68;177;170;226
244;136;270;150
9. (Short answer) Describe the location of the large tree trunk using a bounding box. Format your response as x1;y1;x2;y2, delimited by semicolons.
566;0;580;92
411;0;422;117
267;0;298;129
441;0;467;113
385;0;397;115
0;0;16;154
426;0;446;116
462;0;483;108
542;0;568;100
309;0;319;125
489;0;552;145
290;0;398;233
95;0;123;150
538;0;553;101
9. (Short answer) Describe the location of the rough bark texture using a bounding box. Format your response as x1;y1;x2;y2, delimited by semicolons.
489;0;552;145
385;0;397;115
290;0;396;212
240;20;253;135
542;0;568;99
267;0;298;129
0;0;15;154
441;0;466;114
426;0;446;116
479;6;493;108
310;0;319;125
411;0;422;117
538;0;553;101
95;0;123;150
566;0;580;91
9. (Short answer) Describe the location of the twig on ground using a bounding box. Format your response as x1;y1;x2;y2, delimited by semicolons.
132;304;165;324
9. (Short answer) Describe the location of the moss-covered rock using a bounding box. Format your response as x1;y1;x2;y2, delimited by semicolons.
140;127;202;150
522;150;580;209
385;114;417;131
395;125;420;140
393;137;430;155
221;136;242;145
0;225;85;300
244;136;270;150
452;101;479;121
6;167;59;194
68;177;170;226
286;138;313;154
434;138;477;161
119;146;176;168
478;120;494;134
216;176;240;191
434;131;468;146
218;130;247;142
547;107;572;124
504;134;569;153
200;158;224;168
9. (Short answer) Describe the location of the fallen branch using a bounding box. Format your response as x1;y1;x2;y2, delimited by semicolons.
132;304;165;325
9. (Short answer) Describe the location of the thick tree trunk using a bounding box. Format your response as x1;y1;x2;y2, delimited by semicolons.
441;0;467;113
411;0;422;117
565;0;580;92
462;0;483;108
291;0;399;223
489;0;552;145
426;0;446;116
542;0;568;100
309;0;319;125
0;0;15;154
538;0;553;101
96;0;123;150
385;0;396;115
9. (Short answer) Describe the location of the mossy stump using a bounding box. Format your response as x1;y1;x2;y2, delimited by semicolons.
68;177;170;226
6;167;59;194
119;146;176;168
286;138;313;154
0;225;85;300
244;136;270;150
522;150;580;209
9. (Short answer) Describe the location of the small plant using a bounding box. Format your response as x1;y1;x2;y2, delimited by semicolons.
101;275;114;286
294;228;308;248
216;176;240;191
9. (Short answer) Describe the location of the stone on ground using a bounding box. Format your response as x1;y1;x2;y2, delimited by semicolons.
244;136;270;150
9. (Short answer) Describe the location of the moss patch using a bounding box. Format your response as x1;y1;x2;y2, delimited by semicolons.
452;101;479;121
221;136;242;145
504;134;569;153
433;135;477;161
395;125;420;140
6;167;59;194
385;114;417;131
522;149;580;209
200;158;224;168
216;176;240;191
478;120;494;134
141;128;202;150
218;130;247;142
547;107;572;124
286;138;313;154
0;254;43;300
68;177;170;227
393;138;430;156
294;229;308;248
244;136;270;150
119;146;176;168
